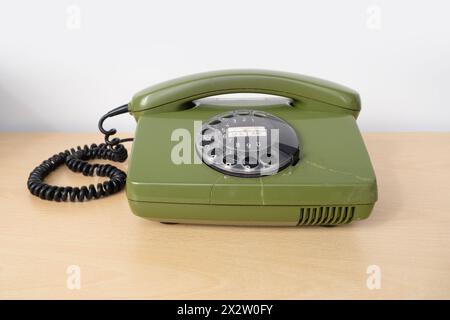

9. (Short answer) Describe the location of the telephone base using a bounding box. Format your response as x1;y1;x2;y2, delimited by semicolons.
128;201;375;227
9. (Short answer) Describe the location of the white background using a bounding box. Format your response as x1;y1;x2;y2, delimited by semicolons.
1;0;449;132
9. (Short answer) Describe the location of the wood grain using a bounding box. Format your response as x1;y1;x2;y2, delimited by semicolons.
0;132;449;299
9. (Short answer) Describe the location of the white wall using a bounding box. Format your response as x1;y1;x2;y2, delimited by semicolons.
1;0;449;132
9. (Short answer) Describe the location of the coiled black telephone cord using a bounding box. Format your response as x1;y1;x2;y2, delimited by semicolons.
27;104;133;202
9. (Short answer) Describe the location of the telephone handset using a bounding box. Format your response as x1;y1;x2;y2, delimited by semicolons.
129;69;361;116
28;70;377;226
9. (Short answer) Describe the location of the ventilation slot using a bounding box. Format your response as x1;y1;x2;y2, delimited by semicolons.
298;206;355;226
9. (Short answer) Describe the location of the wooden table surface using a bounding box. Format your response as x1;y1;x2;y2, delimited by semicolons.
1;132;449;299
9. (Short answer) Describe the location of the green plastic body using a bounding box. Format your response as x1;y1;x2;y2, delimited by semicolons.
126;70;377;226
